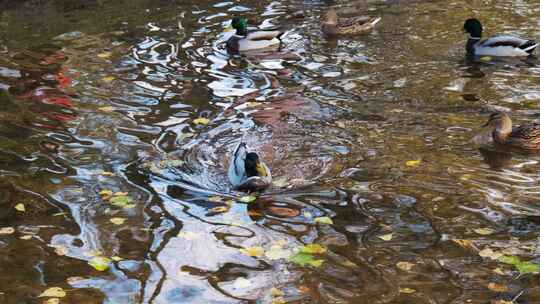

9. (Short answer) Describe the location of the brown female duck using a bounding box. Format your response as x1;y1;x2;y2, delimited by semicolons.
484;112;540;151
322;8;381;36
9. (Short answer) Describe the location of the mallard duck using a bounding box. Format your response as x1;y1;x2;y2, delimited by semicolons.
463;18;538;57
322;8;381;36
483;112;540;151
228;142;272;192
226;17;284;54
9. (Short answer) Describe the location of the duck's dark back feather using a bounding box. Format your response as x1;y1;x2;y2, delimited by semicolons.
507;123;540;150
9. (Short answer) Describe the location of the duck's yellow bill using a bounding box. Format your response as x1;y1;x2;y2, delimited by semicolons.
256;163;267;177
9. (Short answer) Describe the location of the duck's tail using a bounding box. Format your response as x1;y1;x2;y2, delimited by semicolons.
521;40;539;53
369;17;382;27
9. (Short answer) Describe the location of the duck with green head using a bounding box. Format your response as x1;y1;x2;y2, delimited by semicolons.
463;18;538;57
228;142;272;192
226;17;285;54
483;112;540;151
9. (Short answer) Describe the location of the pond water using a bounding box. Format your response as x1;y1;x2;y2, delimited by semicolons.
1;0;540;303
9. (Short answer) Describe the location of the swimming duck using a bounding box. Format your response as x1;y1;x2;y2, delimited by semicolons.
483;112;540;151
322;8;381;36
226;17;284;54
228;142;272;192
463;18;538;57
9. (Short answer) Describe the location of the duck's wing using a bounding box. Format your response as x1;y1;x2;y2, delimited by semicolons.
477;35;538;56
508;124;540;150
228;142;247;186
246;30;284;41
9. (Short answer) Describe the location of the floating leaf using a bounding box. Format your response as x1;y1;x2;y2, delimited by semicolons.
102;76;115;82
98;107;115;113
399;287;416;294
113;192;128;196
487;282;508;292
99;190;113;196
405;160;421;167
289;252;324;267
239;195;257;203
38;287;66;298
459;174;472;181
452;239;474;249
232;277;251;289
396;261;414;271
210;206;229;213
516;261;540;274
493;268;505;275
270;287;284;297
193;117;210;125
88;256;111;271
208;196;223;202
109;195;133;207
14;203;25;212
474;228;495;235
110;217;126;225
378;233;393;241
20;235;32;240
299;244;326;254
0;227;15;235
479;248;502;260
239;246;264;257
498;255;521;265
314;216;333;225
480;56;492;62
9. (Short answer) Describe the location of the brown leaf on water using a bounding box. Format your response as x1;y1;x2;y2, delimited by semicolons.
452;239;474;249
487;282;508;293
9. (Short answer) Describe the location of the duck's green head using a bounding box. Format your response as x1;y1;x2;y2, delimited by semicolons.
464;18;483;38
231;17;248;35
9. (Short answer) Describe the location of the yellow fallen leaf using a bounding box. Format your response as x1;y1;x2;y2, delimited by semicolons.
479;248;502;260
0;227;15;235
44;298;60;304
480;56;492;62
399;287;416;294
99;190;113;196
38;287;66;298
208;196;223;202
378;233;393;241
102;76;115;82
460;174;472;181
487;282;508;292
239;246;264;257
193;117;210;125
97;52;112;58
210;206;229;213
20;235;32;240
270;287;284;297
98;106;115;113
88;256;111;271
493;267;505;275
405;160;421;167
314;216;333;225
110;217;126;225
14;203;25;212
474;228;495;235
113;192;128;196
396;261;414;271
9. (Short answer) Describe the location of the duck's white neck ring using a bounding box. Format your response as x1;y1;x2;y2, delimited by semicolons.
468;36;481;40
